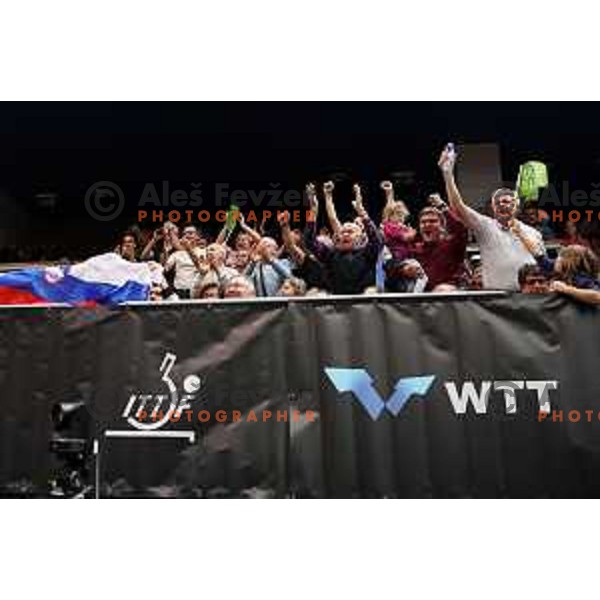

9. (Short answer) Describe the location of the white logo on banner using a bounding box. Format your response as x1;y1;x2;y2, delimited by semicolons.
105;352;201;442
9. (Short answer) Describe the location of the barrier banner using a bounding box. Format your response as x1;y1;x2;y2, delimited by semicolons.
1;294;600;498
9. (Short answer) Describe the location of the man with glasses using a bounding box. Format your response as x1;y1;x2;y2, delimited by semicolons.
518;264;550;294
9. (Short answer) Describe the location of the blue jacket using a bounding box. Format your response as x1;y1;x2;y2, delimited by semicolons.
245;258;292;296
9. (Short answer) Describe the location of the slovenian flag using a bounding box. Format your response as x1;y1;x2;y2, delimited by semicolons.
0;253;153;306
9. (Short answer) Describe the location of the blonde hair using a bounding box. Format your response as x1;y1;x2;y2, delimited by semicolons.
556;245;600;283
382;200;410;224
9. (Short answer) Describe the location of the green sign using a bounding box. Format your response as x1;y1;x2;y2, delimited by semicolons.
517;161;549;201
225;203;240;232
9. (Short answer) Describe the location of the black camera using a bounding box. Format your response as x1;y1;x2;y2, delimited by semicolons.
49;401;93;498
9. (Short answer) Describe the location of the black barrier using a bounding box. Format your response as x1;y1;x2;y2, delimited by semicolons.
1;292;600;498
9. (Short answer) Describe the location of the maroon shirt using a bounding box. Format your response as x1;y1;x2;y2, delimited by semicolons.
408;210;468;290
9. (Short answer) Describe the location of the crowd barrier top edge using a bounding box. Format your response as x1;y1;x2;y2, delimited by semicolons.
0;290;512;310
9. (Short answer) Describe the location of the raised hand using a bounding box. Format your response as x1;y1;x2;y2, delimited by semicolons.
167;225;181;249
323;181;335;195
438;144;457;174
427;193;446;210
308;189;319;215
278;210;290;228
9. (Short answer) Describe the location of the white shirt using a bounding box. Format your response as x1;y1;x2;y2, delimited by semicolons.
146;261;168;288
465;208;543;291
165;248;206;291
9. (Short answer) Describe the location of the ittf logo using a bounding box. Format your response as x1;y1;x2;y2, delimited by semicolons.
324;368;436;420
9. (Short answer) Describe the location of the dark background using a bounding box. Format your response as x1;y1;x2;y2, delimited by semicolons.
1;102;599;259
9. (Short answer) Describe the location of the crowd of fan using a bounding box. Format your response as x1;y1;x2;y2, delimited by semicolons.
111;147;600;306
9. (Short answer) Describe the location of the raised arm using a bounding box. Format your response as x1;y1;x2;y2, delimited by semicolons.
140;228;162;261
323;181;342;236
167;226;184;252
239;213;262;244
215;221;230;245
353;185;382;260
438;144;482;230
305;188;332;263
278;210;306;265
180;237;208;275
381;180;395;208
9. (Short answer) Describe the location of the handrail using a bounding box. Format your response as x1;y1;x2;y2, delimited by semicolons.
0;290;510;309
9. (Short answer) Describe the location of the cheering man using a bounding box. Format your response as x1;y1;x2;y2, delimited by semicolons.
409;195;468;290
305;184;383;294
438;145;544;290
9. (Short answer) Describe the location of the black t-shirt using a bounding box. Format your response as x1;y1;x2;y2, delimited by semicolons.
293;254;326;290
325;249;377;294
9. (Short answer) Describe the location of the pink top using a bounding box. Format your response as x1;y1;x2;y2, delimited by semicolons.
383;221;414;261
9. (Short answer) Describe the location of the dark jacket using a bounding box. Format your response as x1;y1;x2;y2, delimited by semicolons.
306;217;383;295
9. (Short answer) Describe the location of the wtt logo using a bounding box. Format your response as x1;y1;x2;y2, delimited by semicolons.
325;368;558;420
324;368;435;420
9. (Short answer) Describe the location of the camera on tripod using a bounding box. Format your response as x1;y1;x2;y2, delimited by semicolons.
49;400;93;498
